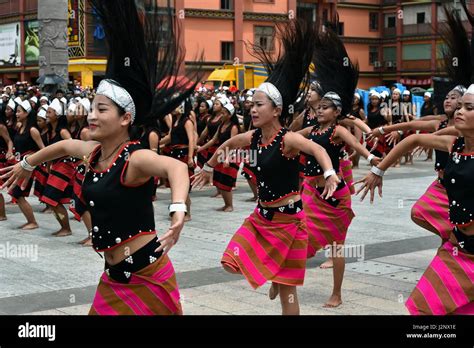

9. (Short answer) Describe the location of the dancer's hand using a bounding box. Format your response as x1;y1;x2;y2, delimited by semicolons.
191;169;211;190
321;174;340;199
187;159;194;169
156;211;185;255
370;156;382;167
386;131;401;146
0;162;32;191
354;172;383;204
366;128;383;142
5;151;14;161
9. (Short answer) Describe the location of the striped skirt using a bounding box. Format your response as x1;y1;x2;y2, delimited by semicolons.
339;158;355;195
411;180;452;241
170;147;195;179
40;159;75;207
69;164;87;221
405;234;474;315
33;163;49;199
302;178;355;258
89;254;182;315
221;207;308;289
196;145;217;169
213;162;239;192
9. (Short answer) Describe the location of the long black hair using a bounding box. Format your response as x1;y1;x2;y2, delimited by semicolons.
248;20;316;126
312;17;359;119
89;0;202;128
17;105;38;135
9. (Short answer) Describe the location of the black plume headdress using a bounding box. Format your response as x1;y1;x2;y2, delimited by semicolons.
312;17;359;118
89;0;201;126
247;20;316;125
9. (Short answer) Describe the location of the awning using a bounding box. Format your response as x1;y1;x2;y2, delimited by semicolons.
206;69;235;82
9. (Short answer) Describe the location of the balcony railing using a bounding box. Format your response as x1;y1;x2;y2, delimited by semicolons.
403;23;433;36
401;60;431;71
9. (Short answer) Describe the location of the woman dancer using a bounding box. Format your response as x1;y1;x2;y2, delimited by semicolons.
298;25;380;307
8;100;44;229
193;20;340;315
160;102;195;221
40;98;75;236
197;103;240;211
2;0;198;315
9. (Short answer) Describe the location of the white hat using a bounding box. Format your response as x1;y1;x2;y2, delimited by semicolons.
40;96;49;102
1;94;8;98
206;100;213;110
37;106;47;119
223;103;235;115
14;97;23;105
424;91;432;98
246;96;253;103
7;99;16;110
466;84;474;95
354;92;361;100
246;90;254;97
369;90;381;98
19;100;32;113
79;98;91;114
68;103;77;114
402;90;410;96
222;86;229;91
218;97;230;106
30;96;38;104
74;97;82;102
60;97;67;104
380;90;389;98
393;88;401;95
48;98;63;116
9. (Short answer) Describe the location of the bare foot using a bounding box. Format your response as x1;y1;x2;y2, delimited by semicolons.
245;197;258;202
319;259;334;269
269;282;279;300
323;294;342;308
184;216;192;222
0;216;7;221
424;157;432;162
77;237;90;244
216;206;233;212
19;222;39;230
53;229;72;237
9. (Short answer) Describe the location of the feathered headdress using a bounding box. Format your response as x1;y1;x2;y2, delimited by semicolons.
312;16;359;118
247;20;316;125
89;0;201;126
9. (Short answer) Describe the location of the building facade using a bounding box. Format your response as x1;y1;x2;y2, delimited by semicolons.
0;0;472;89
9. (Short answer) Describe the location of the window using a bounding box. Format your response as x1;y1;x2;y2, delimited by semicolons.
221;42;234;61
221;0;233;10
297;3;317;24
369;12;379;31
369;46;379;65
402;43;432;60
416;12;425;24
337;22;344;36
387;16;396;28
255;26;275;51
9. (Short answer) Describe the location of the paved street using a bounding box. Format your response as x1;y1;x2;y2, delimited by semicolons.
0;158;442;315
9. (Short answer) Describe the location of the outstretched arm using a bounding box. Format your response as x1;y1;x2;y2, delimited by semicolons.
0;140;98;191
355;134;455;203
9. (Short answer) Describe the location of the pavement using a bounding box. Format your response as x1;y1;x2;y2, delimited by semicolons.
0;157;443;315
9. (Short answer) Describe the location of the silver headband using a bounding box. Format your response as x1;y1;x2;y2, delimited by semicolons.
466;84;474;95
451;85;466;96
96;79;136;124
258;82;283;107
323;92;343;110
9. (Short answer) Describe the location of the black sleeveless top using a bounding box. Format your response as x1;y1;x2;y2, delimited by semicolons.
170;117;191;147
197;113;210;136
82;141;156;252
14;128;39;157
207;116;222;139
391;102;403;124
435;119;449;172
444;137;474;226
1;125;16;151
420;102;434;117
140;127;160;153
250;128;300;204
302;108;319;129
350;107;363;120
304;125;344;177
367;107;386;129
217;123;236;145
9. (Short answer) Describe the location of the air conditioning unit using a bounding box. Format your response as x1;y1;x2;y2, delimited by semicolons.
386;61;393;67
374;61;381;68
